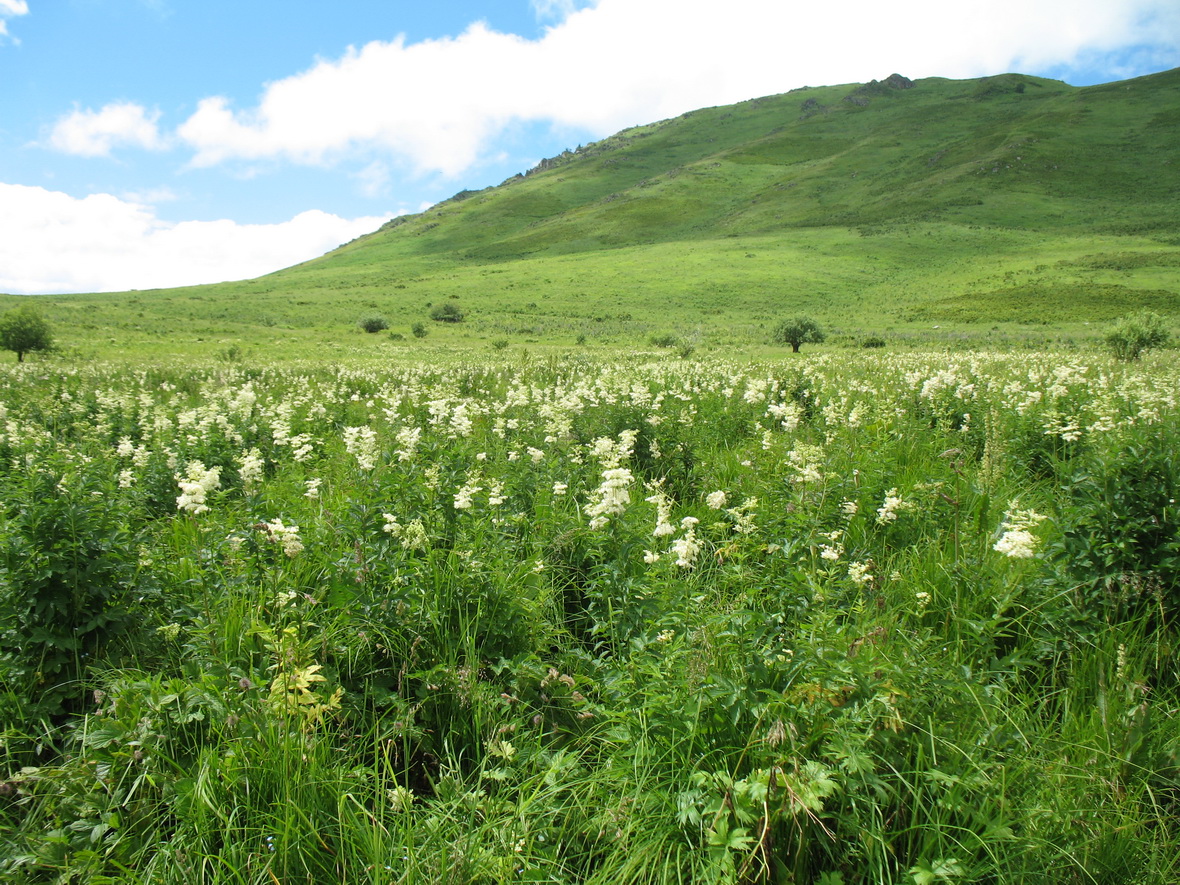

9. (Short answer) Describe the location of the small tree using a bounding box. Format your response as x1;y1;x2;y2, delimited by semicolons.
773;316;825;353
1105;310;1170;361
0;305;53;362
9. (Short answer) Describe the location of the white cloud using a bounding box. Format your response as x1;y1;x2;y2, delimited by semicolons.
172;0;1179;180
48;102;167;157
0;182;389;294
353;160;391;198
530;0;594;22
0;0;29;41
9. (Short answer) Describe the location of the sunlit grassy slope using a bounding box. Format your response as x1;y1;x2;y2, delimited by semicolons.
9;67;1180;358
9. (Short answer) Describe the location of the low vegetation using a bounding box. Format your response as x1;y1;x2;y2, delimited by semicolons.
1;349;1178;882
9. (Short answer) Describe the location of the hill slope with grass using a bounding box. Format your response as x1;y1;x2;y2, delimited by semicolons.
7;67;1180;358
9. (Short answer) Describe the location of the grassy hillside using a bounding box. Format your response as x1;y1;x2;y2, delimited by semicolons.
4;68;1179;359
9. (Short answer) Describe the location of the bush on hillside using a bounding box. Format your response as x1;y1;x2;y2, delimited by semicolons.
429;303;465;323
1105;310;1169;361
359;314;390;334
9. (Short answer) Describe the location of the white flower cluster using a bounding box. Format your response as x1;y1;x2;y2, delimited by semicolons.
260;518;304;558
343;425;379;471
645;483;675;537
586;467;634;530
670;517;702;569
176;461;221;514
237;448;265;492
394;425;421;462
993;506;1046;559
876;488;909;524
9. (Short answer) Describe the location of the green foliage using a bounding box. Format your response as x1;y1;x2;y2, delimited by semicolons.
1;350;1179;883
429;302;465;323
0;465;139;721
358;313;389;333
1056;426;1180;626
1105;309;1170;360
410;321;428;338
861;335;887;348
773;315;825;352
0;305;53;362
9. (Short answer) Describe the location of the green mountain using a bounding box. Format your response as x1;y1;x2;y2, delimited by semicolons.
14;68;1180;357
343;68;1179;258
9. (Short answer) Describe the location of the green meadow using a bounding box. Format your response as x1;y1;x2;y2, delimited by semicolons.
1;69;1179;883
3;67;1177;360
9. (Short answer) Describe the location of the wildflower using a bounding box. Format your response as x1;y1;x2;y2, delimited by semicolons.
176;461;221;514
487;481;506;507
586;467;634;530
993;506;1046;559
449;403;473;438
915;591;931;609
848;561;873;585
786;444;825;484
840;500;858;519
343;425;379;470
394;425;421;462
118;468;135;489
705;490;728;510
261;519;304;558
401;519;429;551
643;550;661;564
454;478;481;511
382;513;403;536
671;518;702;569
304;478;322;499
527;446;545;463
290;434;315;462
552;481;568;496
876;488;907;524
645;483;675;537
237;448;265;492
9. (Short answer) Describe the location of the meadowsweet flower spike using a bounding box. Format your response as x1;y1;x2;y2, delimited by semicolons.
993;506;1046;558
176;461;221;514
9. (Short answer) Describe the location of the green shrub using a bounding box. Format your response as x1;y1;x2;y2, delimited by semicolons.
411;322;428;338
429;303;465;323
358;314;389;334
1056;427;1180;627
1105;310;1169;361
861;335;887;348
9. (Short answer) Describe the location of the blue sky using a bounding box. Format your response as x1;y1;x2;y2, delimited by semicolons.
1;0;1177;294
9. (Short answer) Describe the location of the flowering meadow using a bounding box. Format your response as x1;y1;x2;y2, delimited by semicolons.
1;349;1178;883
